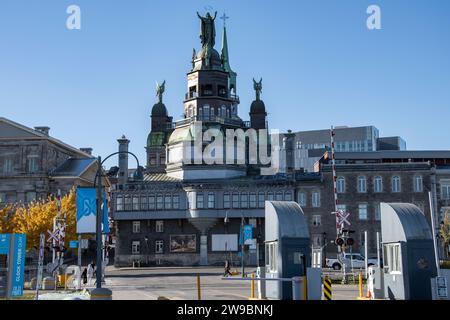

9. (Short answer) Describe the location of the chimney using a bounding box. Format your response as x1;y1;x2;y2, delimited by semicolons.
117;135;130;187
34;126;50;136
80;147;93;155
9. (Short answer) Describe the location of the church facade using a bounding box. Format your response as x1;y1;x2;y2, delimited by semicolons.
111;13;450;267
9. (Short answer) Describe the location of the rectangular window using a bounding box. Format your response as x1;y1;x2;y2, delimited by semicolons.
298;192;307;207
384;243;402;273
116;196;123;211
240;193;248;208
196;193;204;209
124;195;132;211
149;195;155;210
132;221;141;233
374;203;381;221
165;195;172;209
27;156;39;173
249;193;257;208
173;194;180;209
224;193;231;208
131;241;140;254
313;215;321;227
132;196;139;211
284;192;292;201
26;191;36;203
3;158;13;174
157;195;163;209
358;204;368;220
265;242;278;272
140;195;148;210
312;192;320;208
275;192;283;201
267;192;274;201
156;220;164;233
414;176;423;193
232;193;239;208
442;184;450;200
208;193;215;209
258;192;265;208
155;240;164;254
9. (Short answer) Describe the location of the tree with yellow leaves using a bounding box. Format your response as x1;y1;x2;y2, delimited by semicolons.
0;204;16;234
11;188;78;250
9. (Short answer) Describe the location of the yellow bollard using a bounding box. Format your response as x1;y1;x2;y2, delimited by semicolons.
323;276;332;300
197;274;201;300
250;273;255;299
359;272;363;298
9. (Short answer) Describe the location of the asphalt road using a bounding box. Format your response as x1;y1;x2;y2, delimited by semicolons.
103;266;361;300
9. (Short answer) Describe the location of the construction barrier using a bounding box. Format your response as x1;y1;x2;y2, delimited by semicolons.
323;276;332;300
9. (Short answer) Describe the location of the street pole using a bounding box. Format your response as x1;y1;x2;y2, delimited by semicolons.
376;231;380;269
364;231;368;279
241;215;245;277
95;156;103;288
429;191;441;277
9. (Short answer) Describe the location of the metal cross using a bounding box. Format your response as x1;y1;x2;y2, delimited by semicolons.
220;13;229;27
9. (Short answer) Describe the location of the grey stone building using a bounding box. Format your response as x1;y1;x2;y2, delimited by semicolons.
110;13;450;267
0;117;97;205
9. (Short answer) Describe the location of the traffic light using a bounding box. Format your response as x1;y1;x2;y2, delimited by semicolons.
335;237;344;246
346;238;354;246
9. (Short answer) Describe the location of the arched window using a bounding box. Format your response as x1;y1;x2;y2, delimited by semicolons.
374;176;383;193
336;177;346;193
221;105;226;118
392;176;401;193
357;176;367;193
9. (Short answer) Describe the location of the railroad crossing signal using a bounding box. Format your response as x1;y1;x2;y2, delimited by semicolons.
336;211;351;227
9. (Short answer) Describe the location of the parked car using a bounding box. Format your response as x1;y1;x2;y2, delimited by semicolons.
326;253;378;270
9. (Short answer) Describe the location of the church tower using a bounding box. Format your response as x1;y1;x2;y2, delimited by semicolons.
146;81;172;173
183;12;240;123
250;78;267;130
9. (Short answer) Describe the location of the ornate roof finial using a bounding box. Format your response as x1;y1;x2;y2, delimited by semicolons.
253;78;263;101
220;13;229;27
156;80;166;103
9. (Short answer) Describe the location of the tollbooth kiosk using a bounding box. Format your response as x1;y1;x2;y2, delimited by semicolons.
380;203;437;300
265;201;310;300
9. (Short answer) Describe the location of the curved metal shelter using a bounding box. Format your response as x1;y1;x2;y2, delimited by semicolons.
381;202;437;300
265;201;310;300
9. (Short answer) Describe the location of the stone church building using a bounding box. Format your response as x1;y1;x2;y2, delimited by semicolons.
111;13;450;267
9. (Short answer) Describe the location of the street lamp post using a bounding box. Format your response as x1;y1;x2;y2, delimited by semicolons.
93;151;142;290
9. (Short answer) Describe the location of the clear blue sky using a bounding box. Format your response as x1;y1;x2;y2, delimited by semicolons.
1;0;449;168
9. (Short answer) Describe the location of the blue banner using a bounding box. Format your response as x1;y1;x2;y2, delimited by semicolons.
0;234;10;254
239;225;253;245
76;187;109;234
10;234;26;297
244;225;253;243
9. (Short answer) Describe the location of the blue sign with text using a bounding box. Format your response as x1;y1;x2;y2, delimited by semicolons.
0;234;10;254
10;234;26;297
